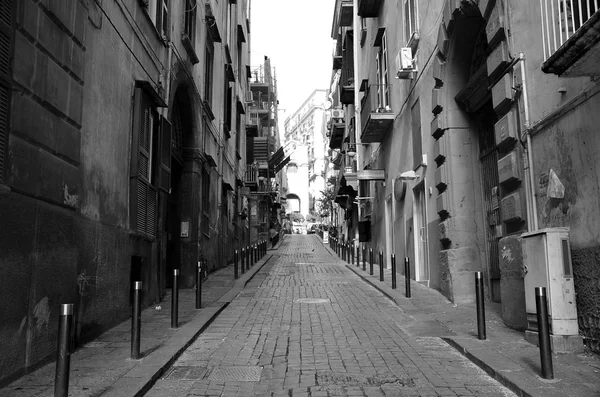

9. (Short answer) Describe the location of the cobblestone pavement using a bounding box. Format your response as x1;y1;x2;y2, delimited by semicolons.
147;235;516;397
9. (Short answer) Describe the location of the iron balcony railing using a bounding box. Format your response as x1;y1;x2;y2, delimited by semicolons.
245;165;258;184
540;0;600;61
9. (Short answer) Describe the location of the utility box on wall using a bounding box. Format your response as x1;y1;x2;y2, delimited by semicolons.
521;227;584;352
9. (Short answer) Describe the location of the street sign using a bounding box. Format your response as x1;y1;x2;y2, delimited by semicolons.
323;231;329;244
357;169;385;181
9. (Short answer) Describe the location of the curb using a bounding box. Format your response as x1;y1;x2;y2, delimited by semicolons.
105;254;275;397
343;261;540;397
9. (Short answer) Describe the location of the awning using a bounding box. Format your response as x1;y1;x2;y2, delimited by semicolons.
269;146;285;168
222;181;234;192
273;155;291;173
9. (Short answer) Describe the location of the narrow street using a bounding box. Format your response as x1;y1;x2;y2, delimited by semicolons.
146;235;516;397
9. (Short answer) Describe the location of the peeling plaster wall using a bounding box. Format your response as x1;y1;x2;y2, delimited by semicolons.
531;94;600;350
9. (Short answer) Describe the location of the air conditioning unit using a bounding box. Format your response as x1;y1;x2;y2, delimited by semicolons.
395;47;417;79
331;109;344;119
244;91;254;103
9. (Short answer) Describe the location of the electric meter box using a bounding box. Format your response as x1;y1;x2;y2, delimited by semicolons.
521;227;578;336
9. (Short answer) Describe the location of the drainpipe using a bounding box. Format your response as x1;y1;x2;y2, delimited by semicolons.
519;52;539;231
353;0;362;243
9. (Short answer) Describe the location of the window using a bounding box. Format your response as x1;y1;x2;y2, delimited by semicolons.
411;99;421;170
235;111;241;157
130;86;171;238
184;0;196;43
224;67;232;138
404;0;418;44
375;31;390;110
204;31;214;105
237;39;243;82
146;0;169;39
202;168;210;236
0;2;13;184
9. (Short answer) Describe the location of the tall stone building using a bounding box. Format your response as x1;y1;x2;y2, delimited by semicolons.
330;0;600;351
0;0;255;383
283;89;329;219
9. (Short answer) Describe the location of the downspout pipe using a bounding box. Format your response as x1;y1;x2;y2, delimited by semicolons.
519;52;539;231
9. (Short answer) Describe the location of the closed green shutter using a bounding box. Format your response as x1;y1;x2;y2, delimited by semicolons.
159;114;171;193
131;87;158;238
0;2;13;184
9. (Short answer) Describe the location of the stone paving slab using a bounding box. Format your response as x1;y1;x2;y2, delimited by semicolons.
340;244;600;397
0;251;275;397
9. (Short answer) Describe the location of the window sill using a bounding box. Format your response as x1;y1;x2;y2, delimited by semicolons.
0;183;11;196
128;230;156;242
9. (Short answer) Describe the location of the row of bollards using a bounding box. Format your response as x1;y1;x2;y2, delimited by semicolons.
53;242;269;397
328;240;412;299
234;240;268;280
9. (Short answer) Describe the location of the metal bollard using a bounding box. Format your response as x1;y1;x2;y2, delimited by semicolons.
369;248;374;275
241;248;246;274
196;262;202;309
171;269;179;328
362;246;366;271
351;245;354;266
234;249;239;279
255;244;258;262
535;287;554;379
475;272;486;340
246;246;250;271
356;246;360;267
131;282;142;359
379;251;384;281
405;257;411;298
391;255;397;289
54;303;73;397
346;244;350;263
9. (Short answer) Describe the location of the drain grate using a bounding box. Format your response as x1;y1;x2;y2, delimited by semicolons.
295;298;330;304
163;366;208;380
206;366;262;381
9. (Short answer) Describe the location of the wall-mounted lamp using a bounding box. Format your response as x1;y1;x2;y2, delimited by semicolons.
398;170;419;181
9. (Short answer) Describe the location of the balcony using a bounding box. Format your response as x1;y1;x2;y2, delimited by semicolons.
249;65;275;94
360;84;394;143
245;165;258;191
540;0;600;76
246;114;259;137
328;119;345;149
340;73;355;104
340;0;354;26
357;0;383;18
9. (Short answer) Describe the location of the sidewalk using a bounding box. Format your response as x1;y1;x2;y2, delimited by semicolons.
324;242;600;397
0;240;283;397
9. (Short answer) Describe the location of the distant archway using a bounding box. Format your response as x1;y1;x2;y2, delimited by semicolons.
286;193;301;213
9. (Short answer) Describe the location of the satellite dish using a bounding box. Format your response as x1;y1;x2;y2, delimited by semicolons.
323;100;332;110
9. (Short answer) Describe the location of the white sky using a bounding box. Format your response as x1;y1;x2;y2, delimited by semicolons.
249;0;336;119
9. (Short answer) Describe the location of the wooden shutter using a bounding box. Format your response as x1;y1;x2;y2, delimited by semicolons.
131;87;157;238
0;2;13;184
411;99;422;170
159;114;171;192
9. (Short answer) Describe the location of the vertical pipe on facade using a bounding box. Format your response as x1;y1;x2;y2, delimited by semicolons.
519;52;539;231
352;0;362;220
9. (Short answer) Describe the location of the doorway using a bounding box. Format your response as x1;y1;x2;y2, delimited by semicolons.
385;195;393;269
413;182;429;285
474;102;501;301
